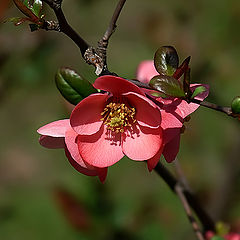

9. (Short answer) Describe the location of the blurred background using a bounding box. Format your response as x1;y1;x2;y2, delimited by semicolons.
0;0;240;239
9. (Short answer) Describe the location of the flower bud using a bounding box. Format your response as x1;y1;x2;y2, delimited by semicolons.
231;96;240;114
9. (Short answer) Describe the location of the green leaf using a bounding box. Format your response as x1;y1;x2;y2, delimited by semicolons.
23;0;30;7
32;0;43;17
191;86;206;99
210;236;225;240
149;75;185;97
13;0;39;20
154;46;179;76
55;68;97;105
6;17;29;26
231;96;240;114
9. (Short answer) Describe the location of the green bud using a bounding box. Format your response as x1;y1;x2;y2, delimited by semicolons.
231;96;240;114
154;46;179;76
55;67;97;105
149;75;185;98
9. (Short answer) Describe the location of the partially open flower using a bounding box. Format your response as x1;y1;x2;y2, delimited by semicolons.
70;76;163;168
37;119;107;182
136;60;209;163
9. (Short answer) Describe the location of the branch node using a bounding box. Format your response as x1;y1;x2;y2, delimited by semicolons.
84;47;104;75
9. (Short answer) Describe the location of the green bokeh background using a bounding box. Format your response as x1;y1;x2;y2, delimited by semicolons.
0;0;240;239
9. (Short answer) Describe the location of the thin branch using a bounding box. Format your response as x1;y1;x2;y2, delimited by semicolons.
174;158;191;191
41;0;126;76
103;0;126;41
42;0;89;57
154;162;215;232
190;98;233;116
97;0;127;75
175;184;206;240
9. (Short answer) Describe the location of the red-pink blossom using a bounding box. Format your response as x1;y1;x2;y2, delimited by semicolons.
70;75;164;168
206;231;240;240
136;60;209;163
37;119;107;182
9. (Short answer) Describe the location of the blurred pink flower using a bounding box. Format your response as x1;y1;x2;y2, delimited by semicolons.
136;60;209;163
37;119;107;182
206;231;240;240
70;75;164;168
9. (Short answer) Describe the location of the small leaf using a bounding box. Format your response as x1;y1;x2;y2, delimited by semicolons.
32;0;43;17
23;0;30;7
6;17;30;26
149;75;185;97
13;0;39;21
231;96;240;114
154;46;179;76
191;86;206;99
55;68;97;105
173;56;191;79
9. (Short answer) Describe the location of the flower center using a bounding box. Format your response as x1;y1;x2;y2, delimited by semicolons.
101;102;136;133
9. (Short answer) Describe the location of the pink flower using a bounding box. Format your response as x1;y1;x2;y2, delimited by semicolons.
37;119;108;182
136;60;209;163
206;231;240;240
225;233;240;240
70;75;164;168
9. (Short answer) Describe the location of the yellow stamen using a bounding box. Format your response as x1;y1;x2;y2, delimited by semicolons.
101;102;136;132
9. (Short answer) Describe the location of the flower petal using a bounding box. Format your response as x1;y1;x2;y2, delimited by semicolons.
136;60;158;83
147;144;164;171
94;75;144;96
123;92;161;128
70;93;108;135
37;119;70;137
65;143;108;183
77;124;124;168
163;132;180;163
65;148;99;176
65;127;89;168
39;135;65;149
160;109;183;130
122;125;163;161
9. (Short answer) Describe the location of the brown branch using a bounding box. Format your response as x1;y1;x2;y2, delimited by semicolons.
42;0;89;57
41;0;126;76
97;0;127;75
154;162;215;232
175;184;206;240
103;0;126;41
190;98;233;116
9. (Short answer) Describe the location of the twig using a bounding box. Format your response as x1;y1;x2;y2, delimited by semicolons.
175;183;205;240
42;0;89;57
41;0;126;76
190;98;233;116
97;0;127;75
103;0;126;41
154;162;215;232
174;158;191;191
